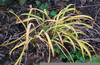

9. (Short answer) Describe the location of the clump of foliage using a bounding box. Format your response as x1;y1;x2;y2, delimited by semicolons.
37;1;57;16
0;4;97;65
61;49;100;63
87;56;100;63
61;49;86;62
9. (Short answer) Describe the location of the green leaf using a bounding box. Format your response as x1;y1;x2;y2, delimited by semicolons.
90;61;99;63
35;0;40;4
50;11;57;16
44;23;49;31
51;34;58;40
45;27;49;31
66;5;68;7
66;54;75;61
55;49;60;54
86;61;99;63
86;61;91;63
91;56;98;62
63;37;68;41
86;57;99;63
71;54;75;59
57;46;60;50
20;13;43;22
98;58;100;61
67;55;72;61
84;53;86;57
46;10;50;15
34;63;40;65
76;52;82;59
45;3;48;7
61;54;66;59
72;49;76;54
53;48;56;52
39;3;48;10
75;60;82;63
78;50;82;54
8;9;14;13
79;57;86;62
39;4;46;10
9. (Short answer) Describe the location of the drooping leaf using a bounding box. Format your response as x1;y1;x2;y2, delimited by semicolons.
45;32;54;57
20;13;44;22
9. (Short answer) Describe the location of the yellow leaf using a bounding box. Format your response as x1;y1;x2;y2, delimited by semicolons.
45;32;54;57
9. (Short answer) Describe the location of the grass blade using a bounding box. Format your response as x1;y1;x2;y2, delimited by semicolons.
45;32;54;57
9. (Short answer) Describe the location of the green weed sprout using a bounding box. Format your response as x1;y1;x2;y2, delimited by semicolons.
39;3;48;10
50;11;57;16
35;0;40;5
0;4;97;64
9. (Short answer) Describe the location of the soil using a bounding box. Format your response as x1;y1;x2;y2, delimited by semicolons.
0;0;100;65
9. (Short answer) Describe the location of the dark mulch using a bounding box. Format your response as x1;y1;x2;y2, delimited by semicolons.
0;0;100;65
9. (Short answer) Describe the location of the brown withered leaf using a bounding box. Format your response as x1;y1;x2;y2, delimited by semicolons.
28;55;39;60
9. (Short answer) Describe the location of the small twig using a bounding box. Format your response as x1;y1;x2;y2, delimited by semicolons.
94;29;100;36
85;28;93;37
81;38;100;42
77;4;100;8
93;46;100;51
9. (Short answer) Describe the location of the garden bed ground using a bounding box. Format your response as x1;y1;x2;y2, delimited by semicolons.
0;0;100;65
